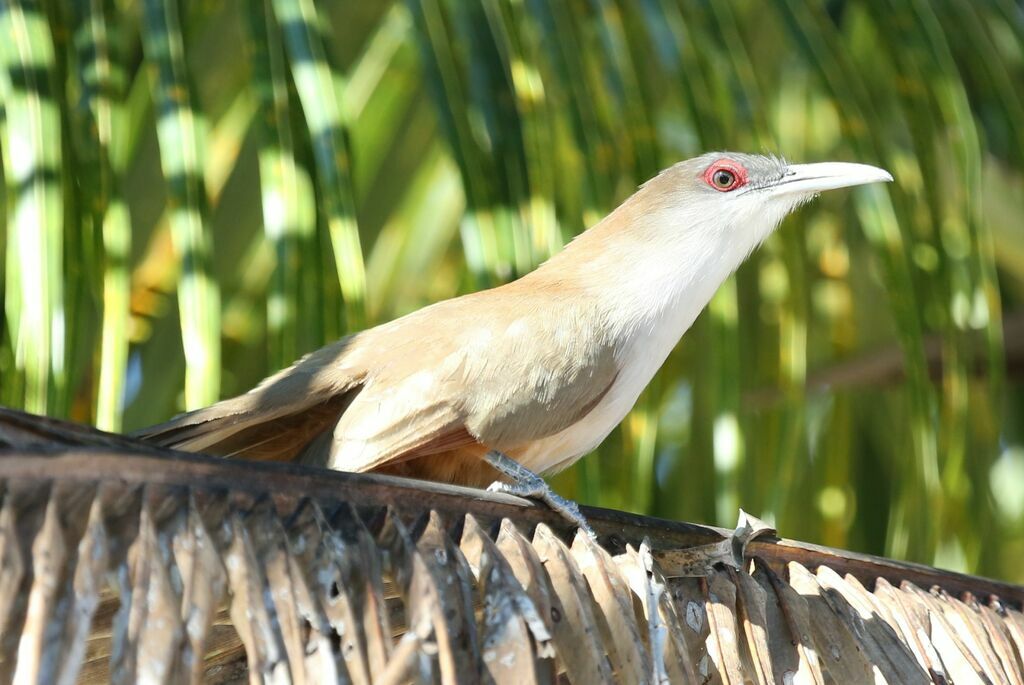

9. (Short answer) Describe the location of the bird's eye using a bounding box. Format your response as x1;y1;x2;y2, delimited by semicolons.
703;159;747;192
712;169;736;188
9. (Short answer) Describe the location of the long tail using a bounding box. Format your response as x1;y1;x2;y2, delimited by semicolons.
133;338;365;462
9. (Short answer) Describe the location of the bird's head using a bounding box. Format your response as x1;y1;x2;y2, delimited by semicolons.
547;151;893;322
644;151;893;258
579;152;894;294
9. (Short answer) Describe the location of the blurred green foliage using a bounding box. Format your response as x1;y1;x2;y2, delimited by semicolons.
1;0;1022;580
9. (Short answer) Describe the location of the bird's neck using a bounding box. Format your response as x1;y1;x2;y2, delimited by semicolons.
529;189;738;360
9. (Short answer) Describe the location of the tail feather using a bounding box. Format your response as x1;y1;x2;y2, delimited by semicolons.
133;337;365;461
134;389;359;461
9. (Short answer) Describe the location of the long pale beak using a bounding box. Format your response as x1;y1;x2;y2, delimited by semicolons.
771;161;893;196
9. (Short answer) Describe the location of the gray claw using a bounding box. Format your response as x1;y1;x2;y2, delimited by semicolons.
484;450;596;537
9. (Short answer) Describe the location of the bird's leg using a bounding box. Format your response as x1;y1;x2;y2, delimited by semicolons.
484;450;596;538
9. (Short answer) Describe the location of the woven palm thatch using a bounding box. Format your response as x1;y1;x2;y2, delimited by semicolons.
0;408;1022;684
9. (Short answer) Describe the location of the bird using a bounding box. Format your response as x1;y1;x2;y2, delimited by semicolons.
135;152;893;535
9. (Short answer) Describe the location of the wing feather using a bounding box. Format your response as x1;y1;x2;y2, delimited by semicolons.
136;282;621;479
323;293;620;473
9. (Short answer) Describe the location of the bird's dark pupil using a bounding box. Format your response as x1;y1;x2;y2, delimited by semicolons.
714;170;734;187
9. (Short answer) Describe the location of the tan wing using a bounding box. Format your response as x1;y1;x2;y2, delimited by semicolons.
323;288;620;473
136;280;618;472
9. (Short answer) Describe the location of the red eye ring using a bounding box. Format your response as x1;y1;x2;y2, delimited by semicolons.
703;159;748;192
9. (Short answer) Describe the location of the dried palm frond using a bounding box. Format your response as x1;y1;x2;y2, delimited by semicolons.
0;407;1022;683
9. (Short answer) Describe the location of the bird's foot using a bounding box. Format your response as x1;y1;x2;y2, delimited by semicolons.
484;450;596;539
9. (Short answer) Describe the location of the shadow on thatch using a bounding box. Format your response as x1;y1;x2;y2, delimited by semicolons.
0;407;1022;683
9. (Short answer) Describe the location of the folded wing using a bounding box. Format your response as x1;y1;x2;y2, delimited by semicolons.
135;287;619;479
